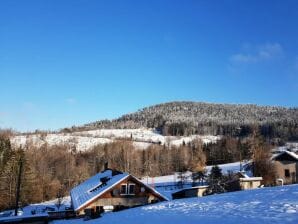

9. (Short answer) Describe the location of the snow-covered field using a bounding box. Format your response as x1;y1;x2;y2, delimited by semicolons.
52;184;298;224
10;129;221;151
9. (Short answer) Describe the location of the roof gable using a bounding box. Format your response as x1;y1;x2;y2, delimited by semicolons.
70;170;168;212
70;170;129;211
273;151;298;162
128;175;168;201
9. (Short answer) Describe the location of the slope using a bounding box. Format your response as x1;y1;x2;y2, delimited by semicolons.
52;184;298;224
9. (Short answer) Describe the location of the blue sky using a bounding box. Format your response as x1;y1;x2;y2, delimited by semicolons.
0;0;297;131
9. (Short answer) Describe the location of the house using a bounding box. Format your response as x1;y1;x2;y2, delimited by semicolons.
225;172;263;191
272;151;298;185
70;168;167;216
172;186;209;199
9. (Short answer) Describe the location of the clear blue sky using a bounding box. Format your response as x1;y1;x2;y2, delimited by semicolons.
0;0;297;131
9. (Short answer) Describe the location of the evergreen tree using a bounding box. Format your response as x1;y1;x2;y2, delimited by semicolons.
209;165;223;180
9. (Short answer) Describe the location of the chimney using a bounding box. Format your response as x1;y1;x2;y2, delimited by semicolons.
104;162;108;171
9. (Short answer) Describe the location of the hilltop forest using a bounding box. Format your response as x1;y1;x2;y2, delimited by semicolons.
69;102;298;141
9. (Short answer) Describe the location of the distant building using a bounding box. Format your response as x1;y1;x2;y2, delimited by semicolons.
225;172;263;191
239;176;263;190
272;151;298;185
172;186;209;200
70;168;167;216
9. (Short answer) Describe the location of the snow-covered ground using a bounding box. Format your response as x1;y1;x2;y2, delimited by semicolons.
10;129;221;151
141;162;242;185
52;184;298;224
141;162;243;199
11;134;113;151
272;142;298;154
29;196;72;211
0;197;72;222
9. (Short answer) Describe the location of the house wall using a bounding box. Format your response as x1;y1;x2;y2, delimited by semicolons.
274;161;298;185
184;189;197;198
78;197;150;215
77;176;163;215
173;188;207;199
240;180;261;190
197;188;208;197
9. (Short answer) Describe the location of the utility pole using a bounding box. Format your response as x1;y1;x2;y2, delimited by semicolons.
14;157;23;216
239;148;242;171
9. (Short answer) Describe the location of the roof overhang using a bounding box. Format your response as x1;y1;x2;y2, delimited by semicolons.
239;177;263;182
129;175;169;201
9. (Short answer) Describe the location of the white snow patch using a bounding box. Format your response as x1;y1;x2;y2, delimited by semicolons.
11;129;221;151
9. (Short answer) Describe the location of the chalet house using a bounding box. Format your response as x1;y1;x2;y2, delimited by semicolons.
272;151;298;185
70;168;167;216
225;172;263;192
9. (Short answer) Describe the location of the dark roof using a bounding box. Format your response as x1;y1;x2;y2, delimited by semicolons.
172;186;209;195
272;151;298;162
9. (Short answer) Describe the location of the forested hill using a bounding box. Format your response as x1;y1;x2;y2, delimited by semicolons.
70;102;298;140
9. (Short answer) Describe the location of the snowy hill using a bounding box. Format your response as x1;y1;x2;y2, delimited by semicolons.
52;184;298;224
84;101;298;130
76;101;298;141
10;129;220;151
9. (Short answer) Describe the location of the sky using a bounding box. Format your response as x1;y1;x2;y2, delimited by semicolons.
0;0;298;132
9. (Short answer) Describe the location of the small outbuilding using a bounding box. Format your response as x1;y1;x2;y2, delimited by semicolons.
172;186;209;200
239;176;263;190
272;151;298;185
225;172;263;191
70;168;167;216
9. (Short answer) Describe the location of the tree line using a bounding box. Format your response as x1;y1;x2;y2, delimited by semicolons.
0;130;277;211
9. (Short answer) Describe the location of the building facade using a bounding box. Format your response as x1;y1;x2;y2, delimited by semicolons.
70;169;167;216
273;151;298;185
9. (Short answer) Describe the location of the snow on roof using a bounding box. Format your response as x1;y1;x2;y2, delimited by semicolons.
185;185;209;190
70;170;129;211
128;175;169;201
237;171;253;178
272;150;298;161
239;177;263;181
70;170;168;212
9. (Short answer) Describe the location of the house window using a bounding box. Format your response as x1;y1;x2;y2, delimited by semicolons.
120;183;136;195
120;184;127;195
285;169;290;177
128;184;135;195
